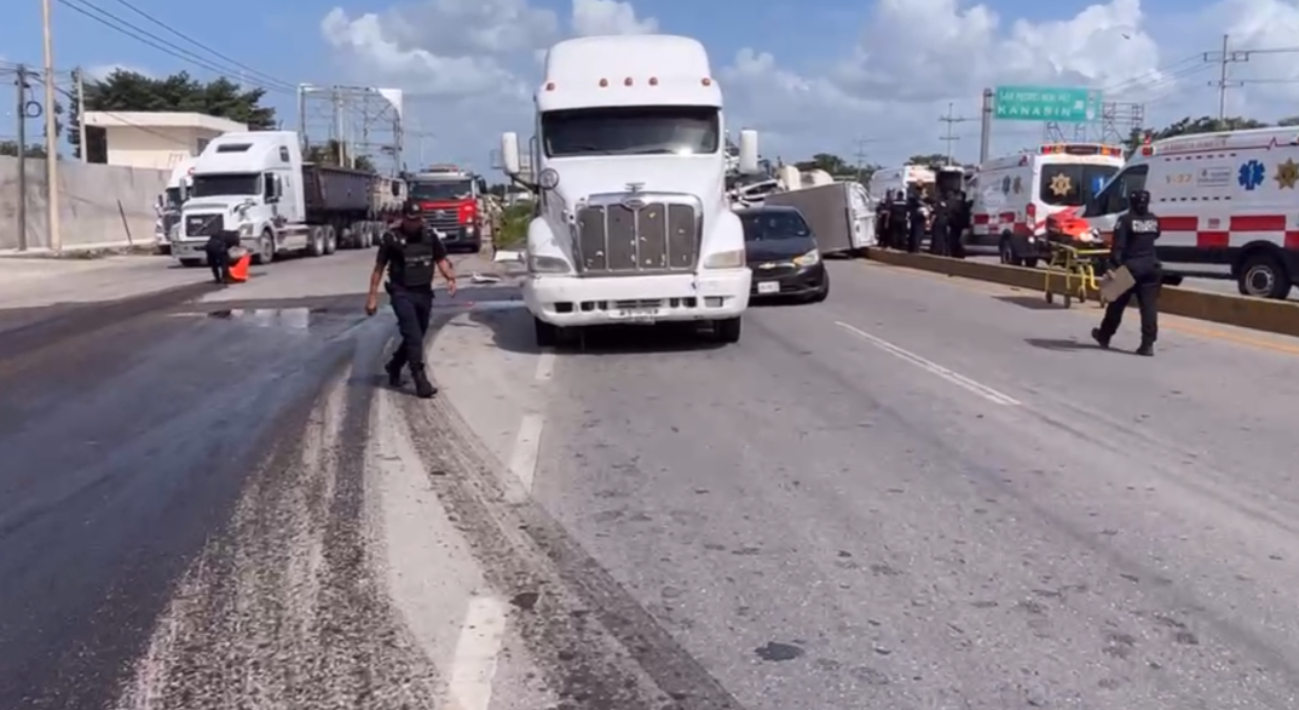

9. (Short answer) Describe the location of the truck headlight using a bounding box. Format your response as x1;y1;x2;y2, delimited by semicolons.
528;254;571;273
793;249;820;267
703;249;745;269
239;223;253;237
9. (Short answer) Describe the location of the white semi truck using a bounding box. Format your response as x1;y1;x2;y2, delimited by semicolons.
153;157;195;255
170;131;403;267
498;34;761;346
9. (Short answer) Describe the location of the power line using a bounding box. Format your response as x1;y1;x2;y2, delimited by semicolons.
938;102;974;164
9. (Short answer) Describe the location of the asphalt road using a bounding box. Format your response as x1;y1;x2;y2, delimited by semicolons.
4;249;1299;709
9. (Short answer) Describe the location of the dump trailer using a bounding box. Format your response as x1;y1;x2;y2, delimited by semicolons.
302;163;401;249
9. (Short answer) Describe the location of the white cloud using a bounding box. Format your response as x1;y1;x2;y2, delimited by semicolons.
317;0;1299;168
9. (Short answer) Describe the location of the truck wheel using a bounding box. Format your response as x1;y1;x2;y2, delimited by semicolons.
1237;251;1291;299
307;226;325;257
534;317;558;347
324;225;338;255
252;231;275;265
714;317;742;343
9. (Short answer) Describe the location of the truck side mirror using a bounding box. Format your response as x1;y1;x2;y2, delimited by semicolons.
738;129;759;175
155;194;164;210
500;133;521;176
477;177;487;194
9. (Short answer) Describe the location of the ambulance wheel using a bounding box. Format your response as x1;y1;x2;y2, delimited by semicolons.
1237;251;1291;299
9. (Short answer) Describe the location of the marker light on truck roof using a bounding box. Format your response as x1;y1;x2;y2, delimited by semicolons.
624;77;633;86
649;77;658;85
702;78;712;86
599;78;608;87
545;82;555;91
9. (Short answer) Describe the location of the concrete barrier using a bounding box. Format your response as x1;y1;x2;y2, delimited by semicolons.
0;156;168;253
864;248;1299;339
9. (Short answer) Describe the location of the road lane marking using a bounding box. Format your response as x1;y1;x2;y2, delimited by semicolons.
507;413;545;498
445;596;507;710
862;261;1299;357
835;321;1021;405
534;350;555;381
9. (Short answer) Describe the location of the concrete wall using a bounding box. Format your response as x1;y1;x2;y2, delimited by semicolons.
0;156;169;252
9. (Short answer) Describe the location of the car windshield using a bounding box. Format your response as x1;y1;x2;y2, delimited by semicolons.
1039;163;1120;207
190;173;260;198
542;105;720;157
740;211;811;241
410;180;474;201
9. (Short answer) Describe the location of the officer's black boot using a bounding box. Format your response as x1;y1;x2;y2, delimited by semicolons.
1091;327;1111;349
385;358;404;387
1135;340;1154;357
411;366;437;399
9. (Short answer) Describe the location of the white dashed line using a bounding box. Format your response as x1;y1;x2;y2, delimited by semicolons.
445;596;507;710
506;413;545;500
835;321;1021;406
534;350;555;381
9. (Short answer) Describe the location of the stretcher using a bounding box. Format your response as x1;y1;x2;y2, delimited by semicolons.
1041;208;1110;308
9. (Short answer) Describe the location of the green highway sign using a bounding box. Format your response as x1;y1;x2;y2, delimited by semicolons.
993;86;1102;122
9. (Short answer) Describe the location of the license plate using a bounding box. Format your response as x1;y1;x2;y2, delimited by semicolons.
758;281;780;294
614;307;659;321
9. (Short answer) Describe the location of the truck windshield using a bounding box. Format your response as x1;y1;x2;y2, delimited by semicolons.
1039;164;1119;207
410;180;474;201
191;173;260;198
164;187;184;208
542;105;720;157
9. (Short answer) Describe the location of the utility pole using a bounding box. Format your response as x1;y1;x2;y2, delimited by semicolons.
74;67;86;163
15;65;28;251
979;89;994;164
1204;34;1248;121
938;102;974;165
41;0;61;252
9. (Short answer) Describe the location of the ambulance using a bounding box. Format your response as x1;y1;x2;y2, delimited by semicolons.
1079;127;1299;299
968;143;1124;266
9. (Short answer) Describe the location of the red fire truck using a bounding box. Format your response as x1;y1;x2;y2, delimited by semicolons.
405;165;487;252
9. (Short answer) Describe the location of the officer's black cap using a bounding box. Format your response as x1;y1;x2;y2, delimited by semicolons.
402;200;422;217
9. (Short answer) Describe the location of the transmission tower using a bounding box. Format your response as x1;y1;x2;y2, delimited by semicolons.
1098;101;1145;145
297;84;404;175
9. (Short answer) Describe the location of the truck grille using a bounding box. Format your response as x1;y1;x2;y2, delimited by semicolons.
575;201;699;274
423;209;460;231
185;213;224;238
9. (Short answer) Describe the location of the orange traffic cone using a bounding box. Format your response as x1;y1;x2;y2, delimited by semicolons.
229;252;251;283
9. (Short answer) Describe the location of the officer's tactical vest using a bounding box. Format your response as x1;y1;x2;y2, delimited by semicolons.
391;231;436;288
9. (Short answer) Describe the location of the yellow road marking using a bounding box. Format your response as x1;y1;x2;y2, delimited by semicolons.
859;260;1299;358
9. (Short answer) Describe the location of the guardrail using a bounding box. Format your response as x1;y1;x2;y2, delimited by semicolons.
863;248;1299;339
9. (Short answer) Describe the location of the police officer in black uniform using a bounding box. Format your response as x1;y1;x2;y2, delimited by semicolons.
365;201;458;398
888;191;908;251
875;192;893;249
204;229;240;284
905;188;925;253
948;191;970;259
1092;189;1161;356
929;192;951;255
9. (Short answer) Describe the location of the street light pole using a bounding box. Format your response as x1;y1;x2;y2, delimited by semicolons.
41;0;62;252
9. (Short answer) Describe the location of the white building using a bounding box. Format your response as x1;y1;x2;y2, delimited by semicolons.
83;111;249;170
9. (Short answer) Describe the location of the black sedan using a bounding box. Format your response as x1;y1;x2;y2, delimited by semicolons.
738;206;829;303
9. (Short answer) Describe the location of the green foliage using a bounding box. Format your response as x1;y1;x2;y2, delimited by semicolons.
0;141;47;158
305;139;375;172
69;69;277;158
495;203;533;251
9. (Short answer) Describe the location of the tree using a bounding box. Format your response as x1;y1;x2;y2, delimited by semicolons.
907;153;949;167
68;69;277;159
0;141;47;158
305;139;375;172
794;153;851;174
1278;116;1299;127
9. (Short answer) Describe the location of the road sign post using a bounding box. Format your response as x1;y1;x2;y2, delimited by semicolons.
993;86;1102;123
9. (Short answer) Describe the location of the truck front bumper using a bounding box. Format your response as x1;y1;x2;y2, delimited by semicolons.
524;269;751;326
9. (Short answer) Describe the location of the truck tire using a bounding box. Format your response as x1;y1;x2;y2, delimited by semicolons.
307;226;325;257
252;231;275;265
714;317;742;343
1237;250;1292;299
324;225;338;255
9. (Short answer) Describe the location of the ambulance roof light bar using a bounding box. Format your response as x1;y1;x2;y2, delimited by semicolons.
1037;143;1125;157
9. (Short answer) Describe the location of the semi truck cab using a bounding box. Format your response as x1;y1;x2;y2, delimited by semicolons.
499;34;761;347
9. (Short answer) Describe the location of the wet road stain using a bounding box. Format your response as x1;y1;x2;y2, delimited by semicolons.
755;641;804;662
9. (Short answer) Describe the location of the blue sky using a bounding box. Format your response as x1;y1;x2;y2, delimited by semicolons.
4;0;1297;167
